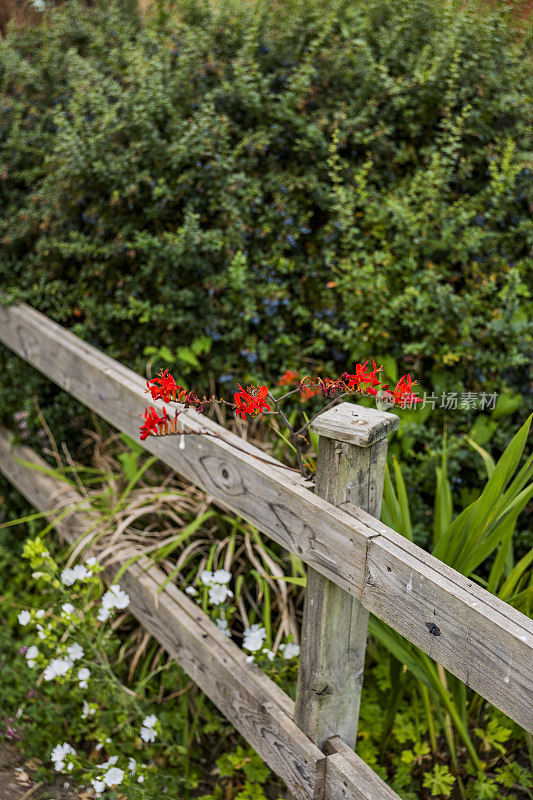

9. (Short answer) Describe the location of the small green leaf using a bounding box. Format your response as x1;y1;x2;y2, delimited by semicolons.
117;451;139;481
191;335;212;356
176;346;201;368
492;391;522;420
159;345;175;362
470;414;498;445
422;764;455;798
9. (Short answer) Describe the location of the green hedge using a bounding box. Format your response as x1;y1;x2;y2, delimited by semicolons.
0;0;531;541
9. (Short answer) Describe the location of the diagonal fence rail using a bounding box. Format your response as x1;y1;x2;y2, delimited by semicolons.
0;302;531;799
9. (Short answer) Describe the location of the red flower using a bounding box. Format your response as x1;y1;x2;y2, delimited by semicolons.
300;385;320;402
253;385;271;414
139;406;181;440
342;361;383;393
145;369;184;403
391;374;422;407
234;385;271;419
278;370;301;386
140;407;164;440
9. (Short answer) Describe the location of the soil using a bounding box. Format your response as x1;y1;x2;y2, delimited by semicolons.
0;742;87;800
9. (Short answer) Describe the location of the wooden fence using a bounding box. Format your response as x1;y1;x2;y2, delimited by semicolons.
0;303;531;800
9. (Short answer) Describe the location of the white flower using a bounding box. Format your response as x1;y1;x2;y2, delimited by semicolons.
264;649;275;661
37;624;47;640
30;0;46;12
98;584;130;620
60;568;76;586
25;645;39;668
97;606;110;622
215;618;231;637
50;742;75;773
85;556;98;567
109;584;130;609
199;569;215;586
77;667;90;688
103;766;124;787
213;569;232;584
61;565;88;585
142;714;158;729
185;586;198;596
81;700;95;719
243;624;267;652
246;654;255;663
35;609;45;619
280;642;300;659
140;726;156;743
18;610;31;626
72;564;89;582
91;778;106;796
67;643;84;661
97;756;118;769
61;603;74;617
128;758;137;774
208;584;233;606
137;775;145;783
44;658;72;681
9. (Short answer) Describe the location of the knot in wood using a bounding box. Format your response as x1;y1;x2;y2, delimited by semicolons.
425;622;441;637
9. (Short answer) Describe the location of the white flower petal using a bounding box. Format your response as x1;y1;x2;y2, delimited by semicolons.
18;610;31;626
213;569;232;584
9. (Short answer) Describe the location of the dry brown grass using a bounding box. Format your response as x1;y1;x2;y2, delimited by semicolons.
36;414;303;687
0;0;41;36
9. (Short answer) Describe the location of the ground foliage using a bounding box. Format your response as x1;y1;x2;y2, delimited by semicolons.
0;0;532;540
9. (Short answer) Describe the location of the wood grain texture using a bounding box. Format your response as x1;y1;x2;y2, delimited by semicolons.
1;304;532;732
121;562;326;799
310;404;398;447
343;504;533;734
0;427;326;799
0;303;370;598
295;418;390;749
324;737;401;800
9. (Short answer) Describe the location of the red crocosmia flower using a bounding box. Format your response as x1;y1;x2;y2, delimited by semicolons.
145;369;182;402
253;385;271;414
392;374;422;407
234;384;254;419
234;385;271;419
342;362;371;389
342;360;383;393
139;406;181;440
300;387;317;402
140;407;162;440
300;386;320;402
278;370;300;387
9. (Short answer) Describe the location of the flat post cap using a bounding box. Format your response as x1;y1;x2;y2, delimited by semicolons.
310;401;399;447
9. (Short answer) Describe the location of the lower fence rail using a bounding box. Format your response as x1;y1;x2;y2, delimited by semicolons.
0;426;400;800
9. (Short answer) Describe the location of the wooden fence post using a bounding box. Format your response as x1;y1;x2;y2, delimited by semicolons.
294;402;399;751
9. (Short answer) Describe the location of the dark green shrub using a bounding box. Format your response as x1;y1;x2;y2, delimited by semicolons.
0;0;531;540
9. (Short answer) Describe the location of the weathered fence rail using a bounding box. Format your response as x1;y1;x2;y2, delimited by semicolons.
0;302;532;799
